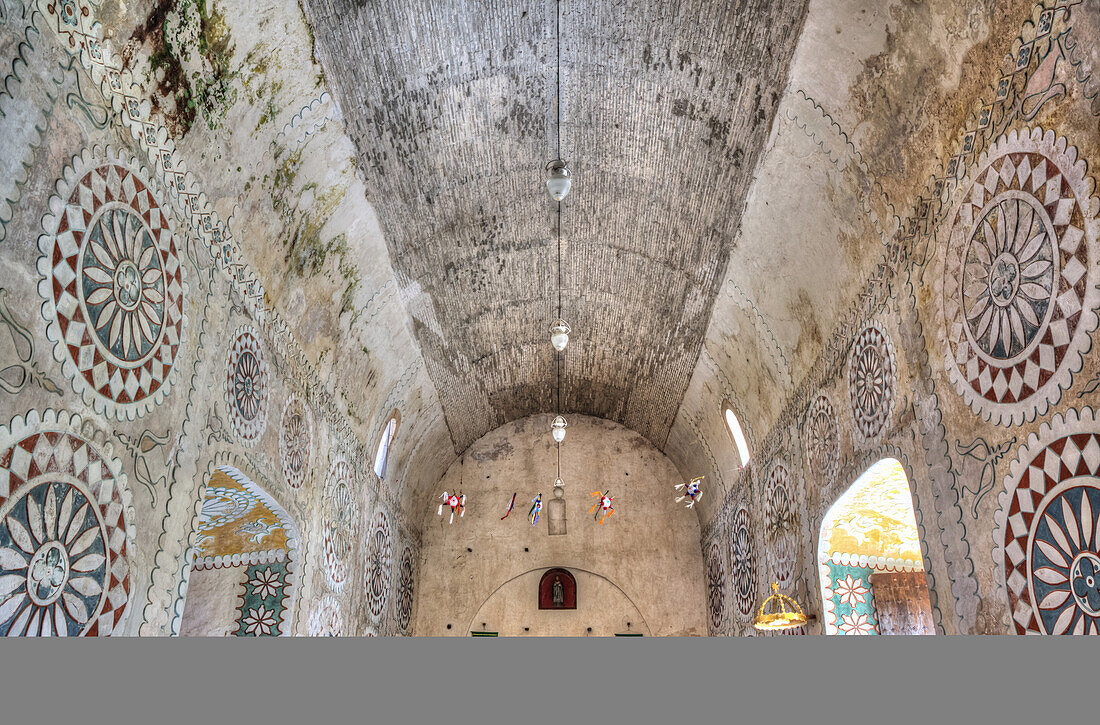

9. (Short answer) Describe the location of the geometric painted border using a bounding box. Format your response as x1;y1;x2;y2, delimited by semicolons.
0;409;135;636
818;552;925;635
279;395;312;490
937;129;1099;427
35;147;187;421
181;465;301;636
705;538;728;634
994;407;1100;634
846;319;898;446
224;326;269;446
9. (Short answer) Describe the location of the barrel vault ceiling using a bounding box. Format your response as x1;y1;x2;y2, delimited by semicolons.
304;0;811;452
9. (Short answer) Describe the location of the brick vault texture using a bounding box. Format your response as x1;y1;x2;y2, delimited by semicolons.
303;0;811;451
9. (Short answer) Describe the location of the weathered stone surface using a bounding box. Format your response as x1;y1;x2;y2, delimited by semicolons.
303;0;811;451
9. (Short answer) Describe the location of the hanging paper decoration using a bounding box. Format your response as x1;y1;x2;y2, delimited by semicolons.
501;492;517;520
529;493;543;526
589;490;615;524
437;490;465;524
674;475;704;508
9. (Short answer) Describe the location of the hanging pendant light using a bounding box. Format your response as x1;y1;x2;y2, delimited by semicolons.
554;477;565;489
753;582;808;631
551;415;568;442
550;319;571;351
546;159;572;201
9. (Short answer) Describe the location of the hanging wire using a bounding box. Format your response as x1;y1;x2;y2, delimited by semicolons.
554;0;563;479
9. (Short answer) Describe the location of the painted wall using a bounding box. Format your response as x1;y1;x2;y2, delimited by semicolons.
413;415;707;637
679;0;1100;637
0;0;428;636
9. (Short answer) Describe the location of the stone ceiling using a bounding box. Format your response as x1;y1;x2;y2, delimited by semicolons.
304;0;810;452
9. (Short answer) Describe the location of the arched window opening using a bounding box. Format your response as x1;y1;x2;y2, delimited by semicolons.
180;467;300;636
817;458;933;635
373;411;400;480
722;403;750;468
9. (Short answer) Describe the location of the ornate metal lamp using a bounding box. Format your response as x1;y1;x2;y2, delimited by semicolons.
753;582;808;631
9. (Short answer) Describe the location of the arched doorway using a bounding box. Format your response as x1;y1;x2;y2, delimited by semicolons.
467;567;651;637
180;467;301;636
818;458;933;635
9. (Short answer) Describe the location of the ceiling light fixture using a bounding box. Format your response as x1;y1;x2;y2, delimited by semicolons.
546;159;571;201
753;582;808;631
550;319;571;352
548;0;572;495
551;415;568;443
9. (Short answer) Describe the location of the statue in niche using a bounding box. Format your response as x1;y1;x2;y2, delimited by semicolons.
538;568;576;610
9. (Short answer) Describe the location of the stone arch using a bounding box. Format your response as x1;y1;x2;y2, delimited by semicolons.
466;566;652;637
178;465;301;636
817;457;933;635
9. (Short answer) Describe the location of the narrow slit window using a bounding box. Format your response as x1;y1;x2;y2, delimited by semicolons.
723;405;750;468
374;413;399;480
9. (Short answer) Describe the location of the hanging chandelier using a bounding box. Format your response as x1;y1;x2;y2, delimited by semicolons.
753;582;808;631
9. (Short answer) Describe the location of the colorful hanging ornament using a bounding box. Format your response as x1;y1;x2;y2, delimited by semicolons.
501;492;517;520
589;490;615;524
529;493;543;526
437;490;465;524
674;475;704;508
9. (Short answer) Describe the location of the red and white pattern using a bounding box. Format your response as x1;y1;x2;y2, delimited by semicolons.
394;545;415;634
996;407;1100;634
847;321;896;444
36;149;184;420
365;509;393;622
279;396;312;489
705;539;727;633
763;463;798;590
0;410;133;636
939;129;1099;425
804;393;840;484
307;594;343;637
321;460;359;593
225;327;269;445
729;505;757;622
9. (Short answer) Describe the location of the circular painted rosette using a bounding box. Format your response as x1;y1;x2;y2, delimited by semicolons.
365;509;393;622
729;505;757;622
0;410;135;636
995;407;1100;634
804;392;840;484
308;594;343;637
321;460;359;593
705;539;727;633
847;321;897;445
763;463;797;590
938;128;1100;425
225;326;269;445
394;545;415;634
279;396;312;489
36;148;186;420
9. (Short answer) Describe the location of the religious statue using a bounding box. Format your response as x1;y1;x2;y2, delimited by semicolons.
552;576;564;608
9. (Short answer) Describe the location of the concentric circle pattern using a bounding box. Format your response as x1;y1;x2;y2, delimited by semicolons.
940;129;1099;425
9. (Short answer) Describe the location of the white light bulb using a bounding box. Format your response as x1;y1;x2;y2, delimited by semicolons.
546;160;572;201
551;415;568;443
550;319;571;352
